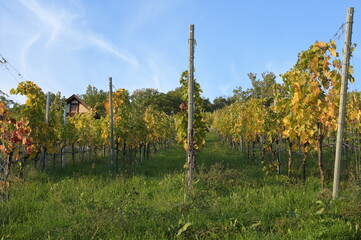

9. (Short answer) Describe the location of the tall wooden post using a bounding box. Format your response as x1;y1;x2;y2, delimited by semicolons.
333;7;354;199
45;92;50;124
63;103;67;124
43;92;50;170
109;77;116;171
61;103;67;168
61;147;66;168
186;24;195;196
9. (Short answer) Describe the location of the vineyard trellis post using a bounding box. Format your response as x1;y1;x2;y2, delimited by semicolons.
45;92;50;124
333;7;354;199
186;24;195;200
43;91;50;170
109;77;116;171
63;103;67;124
61;103;67;167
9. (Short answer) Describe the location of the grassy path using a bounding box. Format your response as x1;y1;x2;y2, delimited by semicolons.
1;132;360;239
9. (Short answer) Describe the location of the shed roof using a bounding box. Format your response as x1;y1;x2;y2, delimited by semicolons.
66;94;90;109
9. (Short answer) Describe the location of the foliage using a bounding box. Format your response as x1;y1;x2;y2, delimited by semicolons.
0;102;33;160
247;71;279;107
175;71;208;150
212;96;234;111
277;41;343;151
9;81;57;158
130;88;184;115
144;106;174;145
68;111;102;151
81;85;107;118
0;90;15;108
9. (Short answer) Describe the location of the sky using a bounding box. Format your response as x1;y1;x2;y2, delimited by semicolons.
1;0;361;104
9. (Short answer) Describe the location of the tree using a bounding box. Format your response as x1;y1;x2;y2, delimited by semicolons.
212;96;232;110
229;86;250;103
201;97;213;112
247;71;278;107
130;88;160;113
165;87;184;114
82;85;107;118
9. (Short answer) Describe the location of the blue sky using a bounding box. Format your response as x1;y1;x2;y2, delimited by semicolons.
1;0;360;104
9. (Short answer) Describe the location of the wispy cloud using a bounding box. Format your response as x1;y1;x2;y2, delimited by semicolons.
153;75;161;90
18;0;76;43
88;34;138;67
17;0;138;66
126;0;183;33
265;62;273;72
230;63;241;82
20;32;41;74
218;85;231;96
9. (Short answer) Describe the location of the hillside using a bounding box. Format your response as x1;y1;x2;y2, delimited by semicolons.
1;132;361;239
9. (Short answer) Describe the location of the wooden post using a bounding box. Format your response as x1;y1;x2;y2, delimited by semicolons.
61;103;67;168
45;92;50;124
240;136;243;152
333;7;354;199
140;143;144;164
43;92;50;170
277;134;281;175
109;77;116;171
63;103;67;124
186;24;195;198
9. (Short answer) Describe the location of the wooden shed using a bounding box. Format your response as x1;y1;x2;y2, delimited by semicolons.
66;94;90;117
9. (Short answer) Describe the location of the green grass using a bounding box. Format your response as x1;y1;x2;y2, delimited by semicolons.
1;132;361;239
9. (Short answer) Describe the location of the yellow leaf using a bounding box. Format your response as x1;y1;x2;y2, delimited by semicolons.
324;71;332;79
282;129;290;138
299;76;307;85
291;92;299;105
330;48;338;57
313;87;321;98
310;81;319;88
310;56;318;72
293;82;301;90
315;42;326;48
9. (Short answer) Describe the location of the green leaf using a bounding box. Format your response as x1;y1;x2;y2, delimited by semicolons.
176;222;192;237
315;208;325;215
251;221;261;229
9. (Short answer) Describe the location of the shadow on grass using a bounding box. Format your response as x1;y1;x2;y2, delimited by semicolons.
28;132;262;184
27;143;187;183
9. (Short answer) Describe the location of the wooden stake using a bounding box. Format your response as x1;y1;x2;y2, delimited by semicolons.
62;103;67;167
43;92;50;170
186;24;195;198
45;92;50;124
333;7;354;199
109;77;116;171
63;103;67;124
